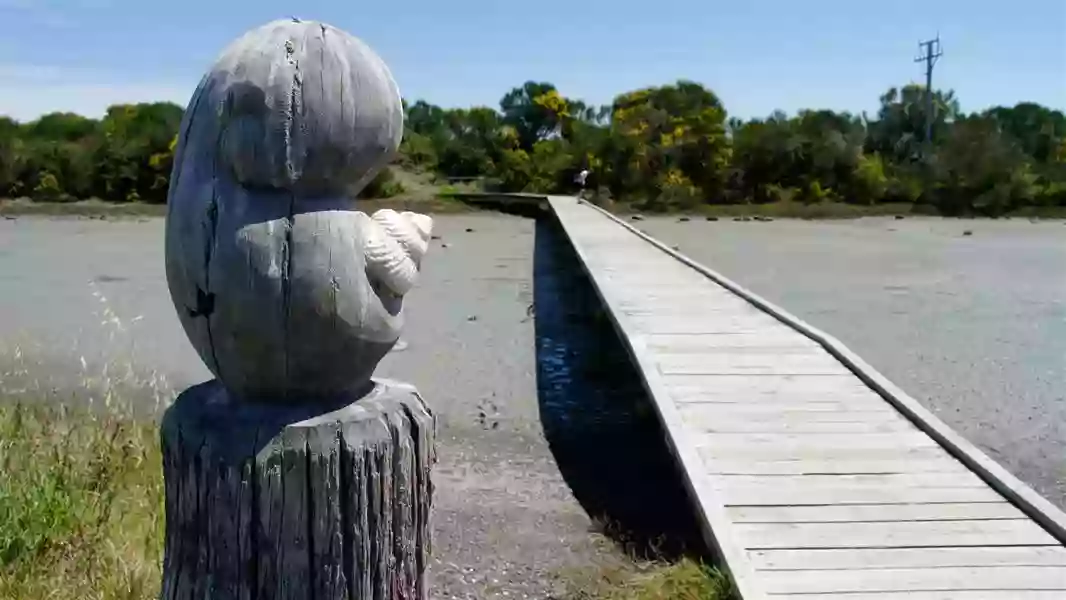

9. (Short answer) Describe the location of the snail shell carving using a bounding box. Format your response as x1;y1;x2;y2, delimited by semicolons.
164;19;429;403
362;209;433;297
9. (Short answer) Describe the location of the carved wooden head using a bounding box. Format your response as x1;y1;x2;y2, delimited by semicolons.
164;19;430;403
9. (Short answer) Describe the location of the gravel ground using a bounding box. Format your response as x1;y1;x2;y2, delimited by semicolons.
376;214;634;598
637;215;1066;510
1;213;694;599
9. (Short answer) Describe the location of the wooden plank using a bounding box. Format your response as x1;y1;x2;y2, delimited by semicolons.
697;432;938;451
719;472;986;489
680;404;910;434
592;260;700;271
622;305;771;317
704;456;964;475
674;395;886;411
599;276;680;286
622;302;758;314
648;343;823;356
736;520;1058;550
751;546;1066;570
720;486;1004;506
700;444;954;463
759;566;1066;594
673;402;899;422
617;293;750;303
729;503;1028;524
664;374;874;397
654;348;833;361
615;292;754;303
628;314;783;334
601;281;723;293
602;276;718;289
614;298;754;313
656;353;850;376
693;419;913;434
678;404;899;420
595;268;707;279
677;398;886;413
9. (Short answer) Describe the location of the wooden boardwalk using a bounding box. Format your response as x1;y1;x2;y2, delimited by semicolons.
548;196;1066;599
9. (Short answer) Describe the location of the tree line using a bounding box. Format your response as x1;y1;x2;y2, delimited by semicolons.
2;80;1064;215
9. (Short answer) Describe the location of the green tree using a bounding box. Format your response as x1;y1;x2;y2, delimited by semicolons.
19;112;96;142
608;81;730;207
981;103;1066;163
500;81;565;151
866;84;960;161
92;102;183;202
928;117;1037;216
0;117;22;196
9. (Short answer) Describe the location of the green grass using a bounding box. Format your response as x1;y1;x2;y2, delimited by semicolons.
559;558;734;600
0;403;163;599
553;516;736;600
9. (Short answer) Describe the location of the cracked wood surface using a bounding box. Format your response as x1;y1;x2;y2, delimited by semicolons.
160;379;435;600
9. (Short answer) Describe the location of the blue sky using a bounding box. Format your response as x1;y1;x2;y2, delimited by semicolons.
0;0;1063;122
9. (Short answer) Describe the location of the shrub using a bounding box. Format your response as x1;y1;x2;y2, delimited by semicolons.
31;172;67;202
800;180;835;204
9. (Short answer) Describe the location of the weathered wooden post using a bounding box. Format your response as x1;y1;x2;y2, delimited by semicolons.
160;18;435;599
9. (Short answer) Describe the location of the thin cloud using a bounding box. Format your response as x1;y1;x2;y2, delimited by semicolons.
0;0;115;8
0;64;194;121
0;0;115;28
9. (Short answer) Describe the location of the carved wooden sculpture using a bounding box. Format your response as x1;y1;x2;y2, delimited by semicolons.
160;18;435;600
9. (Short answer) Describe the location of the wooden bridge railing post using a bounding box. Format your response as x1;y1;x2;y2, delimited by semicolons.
160;18;435;599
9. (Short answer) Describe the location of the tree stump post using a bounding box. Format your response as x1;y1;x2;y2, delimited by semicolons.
160;18;436;600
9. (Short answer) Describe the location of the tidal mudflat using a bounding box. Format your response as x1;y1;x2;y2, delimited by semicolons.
0;213;698;598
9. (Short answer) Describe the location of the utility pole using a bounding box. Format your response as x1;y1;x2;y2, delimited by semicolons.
914;36;943;145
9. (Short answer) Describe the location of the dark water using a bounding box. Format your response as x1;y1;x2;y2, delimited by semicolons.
532;215;705;559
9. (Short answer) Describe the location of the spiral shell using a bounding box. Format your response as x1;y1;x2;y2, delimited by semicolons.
361;209;433;296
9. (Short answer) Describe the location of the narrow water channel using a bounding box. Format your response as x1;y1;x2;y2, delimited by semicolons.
532;214;705;559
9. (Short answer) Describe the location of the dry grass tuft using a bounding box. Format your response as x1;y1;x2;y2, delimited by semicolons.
560;558;734;600
0;281;171;599
555;517;736;599
0;403;163;599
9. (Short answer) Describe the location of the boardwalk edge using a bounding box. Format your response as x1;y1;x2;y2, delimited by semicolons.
570;197;1066;545
547;197;769;600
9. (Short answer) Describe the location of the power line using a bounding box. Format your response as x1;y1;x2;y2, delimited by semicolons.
914;36;944;146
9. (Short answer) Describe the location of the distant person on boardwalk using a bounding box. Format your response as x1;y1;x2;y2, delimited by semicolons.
574;168;590;199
